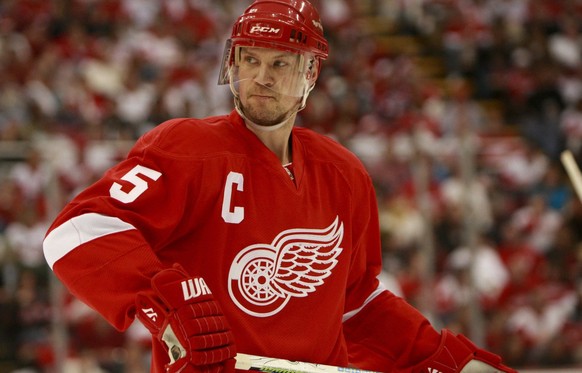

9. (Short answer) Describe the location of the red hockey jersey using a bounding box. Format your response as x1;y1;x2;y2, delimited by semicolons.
43;111;438;372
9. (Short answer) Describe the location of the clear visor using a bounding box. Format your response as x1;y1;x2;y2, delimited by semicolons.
219;43;315;98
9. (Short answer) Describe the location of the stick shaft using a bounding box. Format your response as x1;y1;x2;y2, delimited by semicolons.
561;150;582;202
235;353;381;373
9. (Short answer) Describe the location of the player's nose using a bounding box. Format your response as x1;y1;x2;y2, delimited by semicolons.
253;64;275;87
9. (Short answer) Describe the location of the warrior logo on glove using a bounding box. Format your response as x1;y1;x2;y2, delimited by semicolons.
228;217;344;317
182;278;212;300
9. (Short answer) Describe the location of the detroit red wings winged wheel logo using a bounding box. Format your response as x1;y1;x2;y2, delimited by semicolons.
228;217;344;317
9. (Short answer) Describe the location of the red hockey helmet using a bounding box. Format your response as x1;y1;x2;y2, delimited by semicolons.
218;0;329;86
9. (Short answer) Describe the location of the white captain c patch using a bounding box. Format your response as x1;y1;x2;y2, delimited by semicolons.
43;213;136;269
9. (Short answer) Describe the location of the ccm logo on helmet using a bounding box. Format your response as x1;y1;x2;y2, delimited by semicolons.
312;19;323;32
249;24;281;36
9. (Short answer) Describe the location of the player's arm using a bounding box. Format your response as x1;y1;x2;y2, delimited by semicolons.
43;131;180;329
343;290;516;373
44;160;169;329
44;146;237;371
342;174;515;373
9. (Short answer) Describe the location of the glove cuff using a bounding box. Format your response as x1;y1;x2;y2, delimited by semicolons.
410;330;517;373
135;291;169;336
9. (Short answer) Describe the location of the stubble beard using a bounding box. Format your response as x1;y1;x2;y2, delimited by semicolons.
242;103;288;127
241;97;299;128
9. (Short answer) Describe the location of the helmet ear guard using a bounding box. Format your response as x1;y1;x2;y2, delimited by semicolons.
306;57;319;85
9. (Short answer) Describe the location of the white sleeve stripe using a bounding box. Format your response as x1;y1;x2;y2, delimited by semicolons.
43;213;136;269
342;282;387;323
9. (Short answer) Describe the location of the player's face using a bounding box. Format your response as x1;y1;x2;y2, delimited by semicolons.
234;47;307;127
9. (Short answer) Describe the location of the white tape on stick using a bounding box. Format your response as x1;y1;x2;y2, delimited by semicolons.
235;353;381;373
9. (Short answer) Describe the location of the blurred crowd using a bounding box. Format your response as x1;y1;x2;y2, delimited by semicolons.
2;0;582;372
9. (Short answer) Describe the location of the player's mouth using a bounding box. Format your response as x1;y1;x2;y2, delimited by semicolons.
250;94;276;101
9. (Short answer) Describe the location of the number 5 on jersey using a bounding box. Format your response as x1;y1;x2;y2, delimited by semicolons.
110;165;162;203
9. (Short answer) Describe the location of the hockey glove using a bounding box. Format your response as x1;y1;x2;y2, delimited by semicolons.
135;264;236;373
412;330;516;373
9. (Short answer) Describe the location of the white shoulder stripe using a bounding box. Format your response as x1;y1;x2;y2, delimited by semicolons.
342;283;387;322
43;213;136;269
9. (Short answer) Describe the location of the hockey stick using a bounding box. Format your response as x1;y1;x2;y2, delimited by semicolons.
561;150;582;202
235;353;381;373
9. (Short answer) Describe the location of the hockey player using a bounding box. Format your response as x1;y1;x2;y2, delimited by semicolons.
43;0;516;372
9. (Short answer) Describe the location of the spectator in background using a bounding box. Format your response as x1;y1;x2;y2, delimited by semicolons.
13;269;52;372
495;139;549;195
4;204;49;274
9;147;50;220
496;223;548;308
509;193;563;254
495;48;536;123
506;283;577;365
439;233;509;314
440;162;494;234
520;62;566;159
0;178;20;232
547;14;582;72
533;162;571;211
438;77;487;136
379;194;426;255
